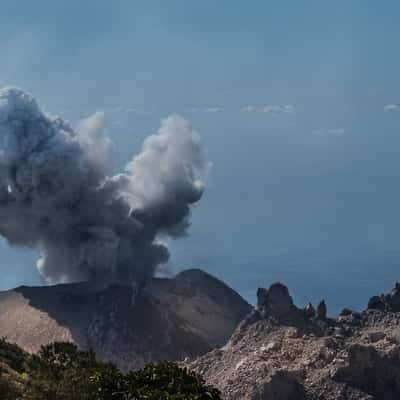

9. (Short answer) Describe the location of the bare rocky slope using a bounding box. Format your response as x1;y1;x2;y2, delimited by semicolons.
0;269;251;370
187;282;400;400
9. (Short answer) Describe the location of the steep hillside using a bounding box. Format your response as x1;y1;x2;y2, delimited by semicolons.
0;269;251;370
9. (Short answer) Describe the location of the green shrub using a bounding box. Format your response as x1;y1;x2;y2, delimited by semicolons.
0;341;223;400
0;370;21;400
23;342;115;400
124;362;221;400
0;337;29;373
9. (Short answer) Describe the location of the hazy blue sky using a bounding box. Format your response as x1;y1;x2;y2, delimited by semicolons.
1;1;400;313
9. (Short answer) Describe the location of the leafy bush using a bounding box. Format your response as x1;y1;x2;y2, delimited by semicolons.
23;342;107;400
0;371;21;400
0;338;29;373
124;362;221;400
0;340;222;400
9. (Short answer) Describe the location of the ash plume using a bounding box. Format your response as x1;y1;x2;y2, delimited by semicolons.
0;87;208;285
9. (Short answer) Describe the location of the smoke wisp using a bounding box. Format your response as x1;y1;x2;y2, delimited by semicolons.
0;87;208;285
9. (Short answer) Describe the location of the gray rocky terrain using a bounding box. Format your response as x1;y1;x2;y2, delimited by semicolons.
187;282;400;400
0;268;251;370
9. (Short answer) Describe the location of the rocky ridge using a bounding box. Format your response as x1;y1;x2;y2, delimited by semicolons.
186;282;400;400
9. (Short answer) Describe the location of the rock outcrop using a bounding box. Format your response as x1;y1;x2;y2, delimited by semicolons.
367;282;400;312
0;269;251;370
316;300;327;320
187;282;400;400
257;283;296;320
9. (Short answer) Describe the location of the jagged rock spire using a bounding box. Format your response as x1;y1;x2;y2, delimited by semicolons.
316;300;327;320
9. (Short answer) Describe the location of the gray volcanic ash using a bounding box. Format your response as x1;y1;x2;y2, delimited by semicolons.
0;87;208;285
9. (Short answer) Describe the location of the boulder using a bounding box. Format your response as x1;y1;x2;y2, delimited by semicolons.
257;283;294;319
256;371;305;400
367;282;400;312
333;344;400;400
367;295;386;311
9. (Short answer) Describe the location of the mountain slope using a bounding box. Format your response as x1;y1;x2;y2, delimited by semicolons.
0;269;251;370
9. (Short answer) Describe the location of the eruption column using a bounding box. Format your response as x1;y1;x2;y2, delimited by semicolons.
0;87;208;285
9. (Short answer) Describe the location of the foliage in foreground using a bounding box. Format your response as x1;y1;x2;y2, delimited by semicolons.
0;339;221;400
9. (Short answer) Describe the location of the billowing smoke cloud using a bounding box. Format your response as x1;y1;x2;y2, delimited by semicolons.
0;87;208;285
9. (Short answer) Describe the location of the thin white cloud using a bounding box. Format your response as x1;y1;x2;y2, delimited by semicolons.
312;128;347;137
108;106;150;115
328;128;346;136
260;105;282;114
125;107;141;113
111;106;125;112
384;104;400;112
282;105;296;114
311;129;323;137
240;105;256;112
240;104;296;114
203;107;224;113
188;107;224;113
